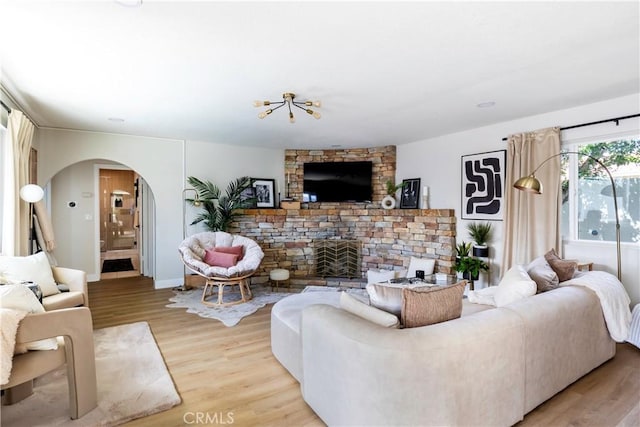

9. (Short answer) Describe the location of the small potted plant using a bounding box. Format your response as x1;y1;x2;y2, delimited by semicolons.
381;180;406;210
454;256;489;286
467;222;492;257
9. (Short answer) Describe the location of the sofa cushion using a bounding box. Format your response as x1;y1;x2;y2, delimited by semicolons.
0;284;58;352
544;248;577;282
407;256;435;278
527;256;559;293
494;265;537;307
340;292;399;328
0;252;59;297
42;292;85;311
400;281;467;328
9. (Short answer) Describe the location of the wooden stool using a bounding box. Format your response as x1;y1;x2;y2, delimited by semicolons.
270;269;290;292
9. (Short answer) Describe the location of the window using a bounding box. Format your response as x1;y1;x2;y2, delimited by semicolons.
561;137;640;243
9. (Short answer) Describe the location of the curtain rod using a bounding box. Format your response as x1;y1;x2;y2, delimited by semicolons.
0;100;10;113
501;113;640;141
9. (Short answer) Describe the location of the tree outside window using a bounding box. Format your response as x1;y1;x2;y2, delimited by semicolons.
561;138;640;243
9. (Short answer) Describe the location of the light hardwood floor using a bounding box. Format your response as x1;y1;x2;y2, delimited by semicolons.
89;276;639;427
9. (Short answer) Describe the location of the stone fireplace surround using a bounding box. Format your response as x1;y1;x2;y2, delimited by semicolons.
227;146;457;288
229;207;456;287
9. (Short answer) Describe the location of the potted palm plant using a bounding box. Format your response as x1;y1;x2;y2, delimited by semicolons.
467;222;492;257
186;176;255;232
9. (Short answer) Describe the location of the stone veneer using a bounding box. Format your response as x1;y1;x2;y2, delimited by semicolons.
228;208;456;287
284;145;396;204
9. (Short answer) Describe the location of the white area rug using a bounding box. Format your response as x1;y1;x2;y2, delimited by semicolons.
1;322;181;427
166;286;293;326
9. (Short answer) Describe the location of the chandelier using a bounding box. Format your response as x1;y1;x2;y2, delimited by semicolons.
253;92;321;123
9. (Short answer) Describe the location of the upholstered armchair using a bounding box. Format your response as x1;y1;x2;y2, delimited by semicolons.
1;307;98;419
47;266;89;310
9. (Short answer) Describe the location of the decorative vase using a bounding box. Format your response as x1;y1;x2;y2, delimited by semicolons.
381;195;396;210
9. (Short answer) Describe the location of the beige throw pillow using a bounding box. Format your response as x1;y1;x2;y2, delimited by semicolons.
340;292;399;328
0;252;59;297
527;256;560;293
544;249;577;282
401;281;467;328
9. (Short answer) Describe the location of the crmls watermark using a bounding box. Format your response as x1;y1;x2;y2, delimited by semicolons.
183;411;234;425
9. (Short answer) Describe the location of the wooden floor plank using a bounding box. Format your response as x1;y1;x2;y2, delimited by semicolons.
88;276;640;427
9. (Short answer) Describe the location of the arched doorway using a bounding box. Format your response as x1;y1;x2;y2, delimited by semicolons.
48;159;156;282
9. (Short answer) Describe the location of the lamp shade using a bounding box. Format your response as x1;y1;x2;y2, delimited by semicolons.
513;175;543;194
19;184;44;203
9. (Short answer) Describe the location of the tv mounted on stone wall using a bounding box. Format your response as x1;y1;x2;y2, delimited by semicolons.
303;161;373;203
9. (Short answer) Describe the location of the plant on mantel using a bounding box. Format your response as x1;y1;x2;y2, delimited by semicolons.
186;176;255;232
381;180;407;209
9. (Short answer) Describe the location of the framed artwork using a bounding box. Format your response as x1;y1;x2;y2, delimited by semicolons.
400;178;421;209
461;149;505;220
252;178;276;208
239;186;256;208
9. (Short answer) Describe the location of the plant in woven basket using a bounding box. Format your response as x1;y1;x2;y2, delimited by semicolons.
186;176;255;232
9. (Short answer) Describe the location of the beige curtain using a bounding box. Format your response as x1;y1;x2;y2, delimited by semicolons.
501;127;561;272
1;110;35;256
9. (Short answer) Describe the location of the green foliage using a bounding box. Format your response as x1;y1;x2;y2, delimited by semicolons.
454;256;489;279
466;222;492;246
186;176;255;232
385;180;407;196
455;241;472;257
562;139;640;204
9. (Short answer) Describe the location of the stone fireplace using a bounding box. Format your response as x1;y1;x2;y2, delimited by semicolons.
314;239;361;278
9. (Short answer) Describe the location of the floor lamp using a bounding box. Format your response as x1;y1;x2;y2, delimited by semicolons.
19;184;44;255
513;152;621;281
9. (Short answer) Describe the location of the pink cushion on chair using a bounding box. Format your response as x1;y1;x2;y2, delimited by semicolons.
214;245;244;260
204;249;239;268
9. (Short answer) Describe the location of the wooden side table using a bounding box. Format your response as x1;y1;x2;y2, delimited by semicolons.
576;261;593;272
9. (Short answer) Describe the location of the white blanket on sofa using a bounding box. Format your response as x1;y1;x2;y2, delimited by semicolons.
1;308;28;385
561;271;631;342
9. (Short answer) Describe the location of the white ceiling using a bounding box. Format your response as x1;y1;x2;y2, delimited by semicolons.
1;1;639;149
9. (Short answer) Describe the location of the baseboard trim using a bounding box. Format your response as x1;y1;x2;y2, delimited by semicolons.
154;278;181;289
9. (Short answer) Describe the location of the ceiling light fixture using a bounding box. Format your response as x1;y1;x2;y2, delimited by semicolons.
254;93;321;123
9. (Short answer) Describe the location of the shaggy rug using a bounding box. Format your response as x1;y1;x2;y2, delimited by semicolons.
166;286;293;326
1;322;181;427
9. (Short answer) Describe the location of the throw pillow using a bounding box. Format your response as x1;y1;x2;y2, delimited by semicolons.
0;252;59;297
366;269;396;285
340;292;399;328
493;265;537;307
0;284;58;352
407;256;436;278
544;248;577;282
527;256;559;293
203;249;239;268
214;245;244;261
366;282;407;317
401;281;467;328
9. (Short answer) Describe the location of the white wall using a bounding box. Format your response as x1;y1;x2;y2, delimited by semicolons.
397;93;640;304
36;128;283;288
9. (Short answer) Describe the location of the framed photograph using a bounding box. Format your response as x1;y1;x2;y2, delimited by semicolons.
239;186;256;208
252;178;276;208
400;178;421;209
461;149;506;220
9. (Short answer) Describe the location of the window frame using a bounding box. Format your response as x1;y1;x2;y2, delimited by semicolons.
561;132;639;244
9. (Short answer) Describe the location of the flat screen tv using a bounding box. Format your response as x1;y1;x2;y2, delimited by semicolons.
303;161;373;202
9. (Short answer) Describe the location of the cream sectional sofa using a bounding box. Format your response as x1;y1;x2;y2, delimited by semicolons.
271;285;615;426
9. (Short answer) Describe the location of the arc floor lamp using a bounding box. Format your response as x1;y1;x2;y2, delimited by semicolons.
513;151;621;281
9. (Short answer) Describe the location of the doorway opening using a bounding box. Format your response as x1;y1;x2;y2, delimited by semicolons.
99;168;140;279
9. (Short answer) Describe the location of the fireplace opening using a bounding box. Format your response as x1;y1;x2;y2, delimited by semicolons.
314;239;361;278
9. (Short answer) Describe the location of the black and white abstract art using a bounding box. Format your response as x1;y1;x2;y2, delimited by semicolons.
461;150;505;220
